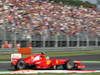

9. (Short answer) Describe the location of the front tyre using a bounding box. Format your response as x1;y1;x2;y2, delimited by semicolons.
63;61;75;70
15;59;27;70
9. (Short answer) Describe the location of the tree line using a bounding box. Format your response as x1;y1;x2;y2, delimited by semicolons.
49;0;96;8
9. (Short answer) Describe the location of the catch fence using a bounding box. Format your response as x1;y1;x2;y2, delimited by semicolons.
0;31;100;48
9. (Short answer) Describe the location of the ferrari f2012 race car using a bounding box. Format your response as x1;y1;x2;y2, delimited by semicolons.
11;53;85;70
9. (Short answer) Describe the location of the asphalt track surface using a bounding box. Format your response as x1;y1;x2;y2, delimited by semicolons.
0;54;100;71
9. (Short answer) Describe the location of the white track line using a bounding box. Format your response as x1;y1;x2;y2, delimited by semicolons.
0;70;100;74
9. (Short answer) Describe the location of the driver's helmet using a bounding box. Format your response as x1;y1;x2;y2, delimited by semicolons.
40;52;50;59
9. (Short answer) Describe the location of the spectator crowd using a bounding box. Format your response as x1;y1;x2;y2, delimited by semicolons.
0;0;100;41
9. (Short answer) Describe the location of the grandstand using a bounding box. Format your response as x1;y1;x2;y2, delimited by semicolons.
0;0;100;48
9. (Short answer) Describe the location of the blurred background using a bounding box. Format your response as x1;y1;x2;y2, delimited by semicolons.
0;0;100;49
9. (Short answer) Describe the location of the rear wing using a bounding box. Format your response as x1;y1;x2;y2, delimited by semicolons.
11;53;22;62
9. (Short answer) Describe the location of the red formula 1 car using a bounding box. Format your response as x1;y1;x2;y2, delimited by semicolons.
11;53;85;70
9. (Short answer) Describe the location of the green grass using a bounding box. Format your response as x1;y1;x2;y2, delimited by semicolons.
0;55;10;60
0;50;100;60
1;73;100;75
46;50;100;57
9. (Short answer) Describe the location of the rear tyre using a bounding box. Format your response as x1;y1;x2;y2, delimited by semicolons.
30;64;36;70
15;59;27;70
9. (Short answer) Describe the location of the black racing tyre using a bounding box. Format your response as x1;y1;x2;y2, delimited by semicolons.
30;64;36;70
15;59;27;70
52;65;63;70
63;61;75;70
